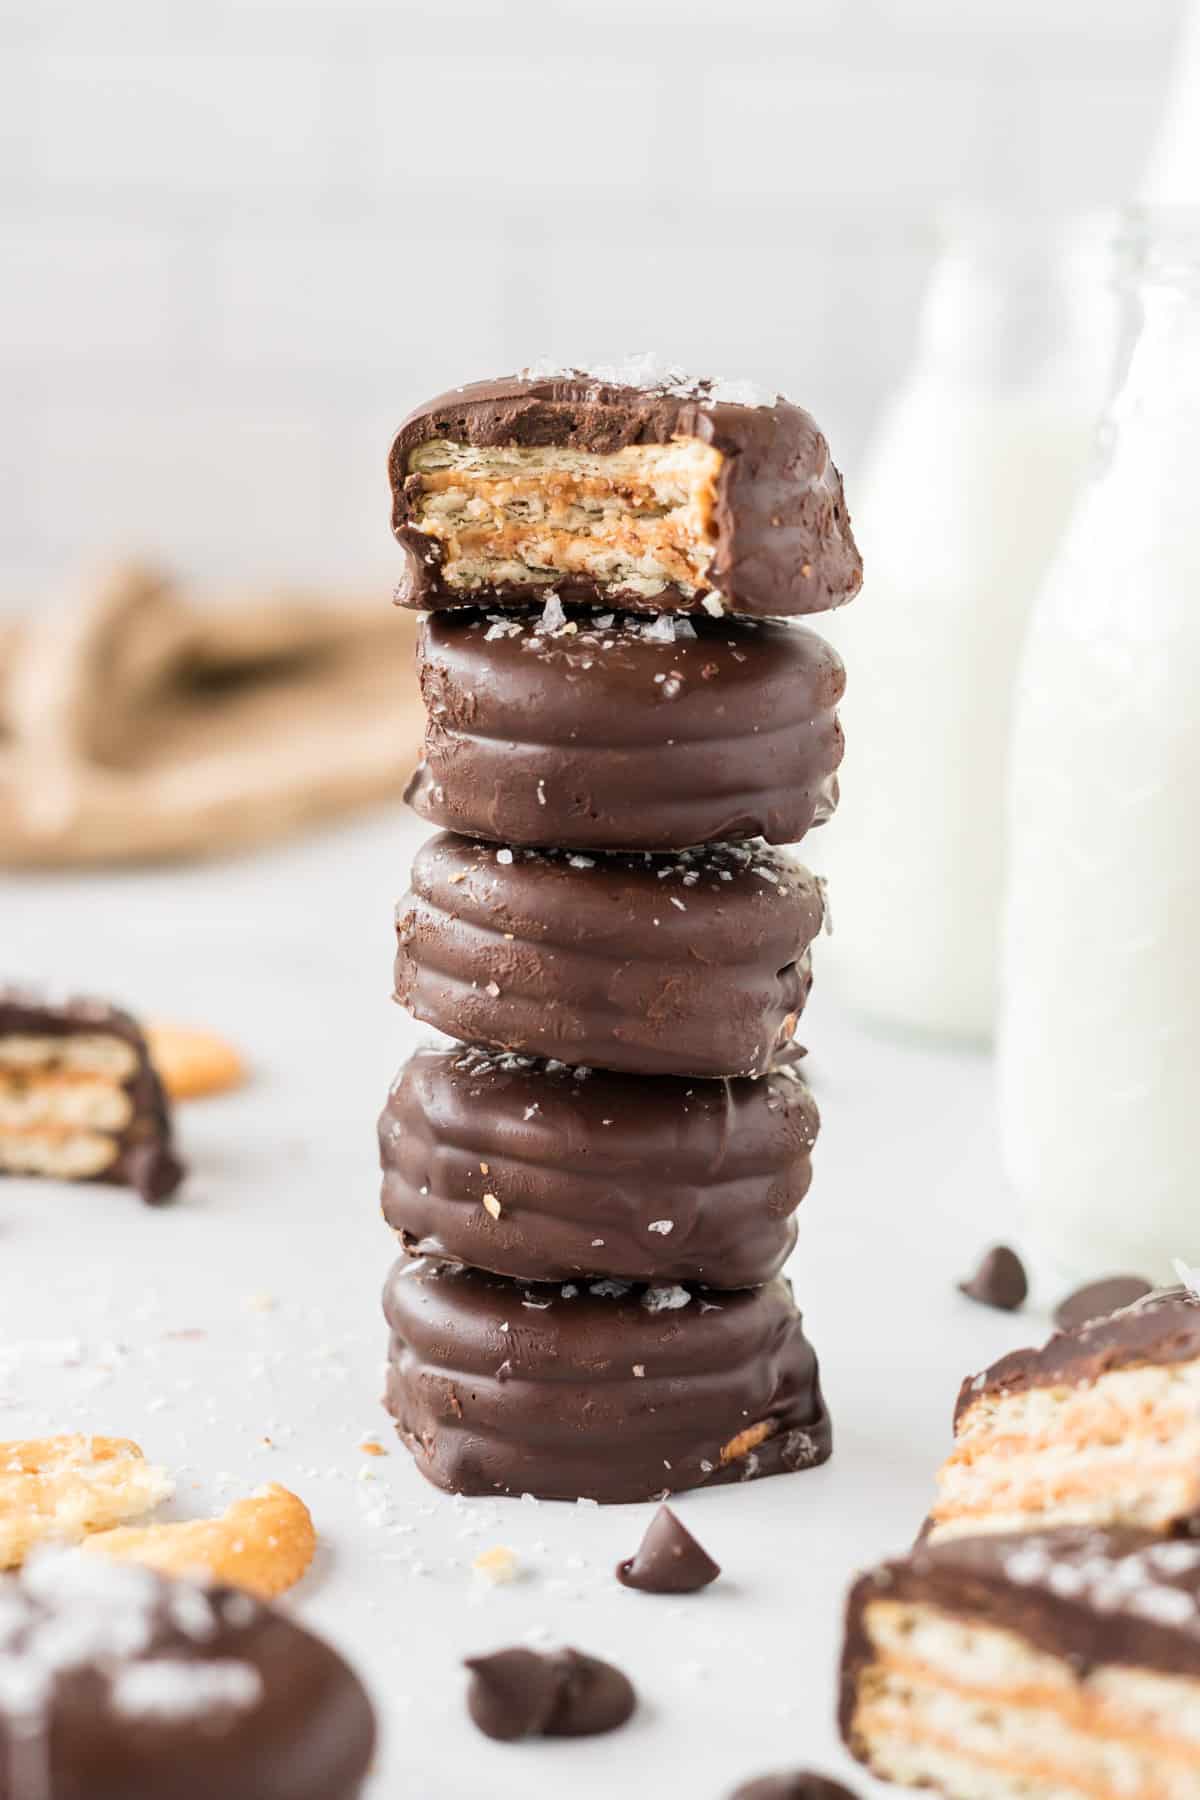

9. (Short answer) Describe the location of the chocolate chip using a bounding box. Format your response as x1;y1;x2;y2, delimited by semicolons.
958;1245;1028;1312
463;1648;561;1741
616;1505;720;1593
464;1646;635;1742
543;1648;636;1737
729;1774;859;1800
1053;1275;1154;1332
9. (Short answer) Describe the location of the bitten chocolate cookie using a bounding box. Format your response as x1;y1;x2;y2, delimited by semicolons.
0;992;184;1203
379;1044;818;1288
388;365;862;618
0;1553;375;1800
382;1257;832;1504
841;1528;1200;1800
927;1284;1200;1544
406;604;845;852
394;834;825;1079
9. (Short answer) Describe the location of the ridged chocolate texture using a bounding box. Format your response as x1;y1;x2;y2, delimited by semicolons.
393;833;824;1079
379;1044;818;1288
955;1285;1200;1425
406;607;845;852
382;1257;832;1504
0;1565;376;1800
840;1526;1200;1751
0;991;184;1204
388;373;862;618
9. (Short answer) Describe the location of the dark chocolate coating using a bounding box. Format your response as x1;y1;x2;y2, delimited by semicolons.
394;834;824;1079
379;1044;818;1289
957;1245;1028;1312
730;1775;859;1800
465;1647;635;1741
406;607;845;853
388;372;862;618
382;1256;832;1504
0;991;184;1205
0;1565;375;1800
955;1284;1200;1426
1052;1273;1154;1331
616;1505;721;1593
841;1526;1200;1759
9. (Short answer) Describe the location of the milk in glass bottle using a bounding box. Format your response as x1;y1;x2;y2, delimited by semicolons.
999;213;1200;1282
825;216;1111;1041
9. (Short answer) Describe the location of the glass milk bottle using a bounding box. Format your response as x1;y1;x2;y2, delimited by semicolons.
1144;0;1200;205
824;216;1112;1041
999;213;1200;1283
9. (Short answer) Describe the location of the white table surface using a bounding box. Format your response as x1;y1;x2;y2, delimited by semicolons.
1;806;1045;1800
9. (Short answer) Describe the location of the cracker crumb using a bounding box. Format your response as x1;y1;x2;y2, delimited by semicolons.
473;1544;519;1584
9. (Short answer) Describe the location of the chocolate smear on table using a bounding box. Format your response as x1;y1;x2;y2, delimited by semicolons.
465;1646;635;1741
616;1505;720;1593
958;1244;1028;1312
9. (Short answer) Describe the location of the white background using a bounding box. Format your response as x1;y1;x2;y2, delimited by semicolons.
0;7;1184;1793
0;0;1184;605
4;806;1043;1799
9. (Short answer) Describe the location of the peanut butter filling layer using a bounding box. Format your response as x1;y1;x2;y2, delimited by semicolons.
0;1031;138;1080
0;1033;137;1177
928;1365;1200;1541
851;1601;1200;1800
406;438;724;598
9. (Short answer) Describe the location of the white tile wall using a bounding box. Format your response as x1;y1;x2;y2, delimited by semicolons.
0;0;1183;607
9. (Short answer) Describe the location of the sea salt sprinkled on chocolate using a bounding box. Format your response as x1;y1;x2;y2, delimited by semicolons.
590;1280;632;1299
539;593;567;633
496;849;513;865
517;354;775;408
642;1285;691;1314
1174;1258;1200;1300
647;1221;674;1236
110;1658;263;1720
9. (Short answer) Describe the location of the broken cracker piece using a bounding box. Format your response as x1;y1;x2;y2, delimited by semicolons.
82;1481;315;1598
146;1022;246;1101
0;1435;173;1567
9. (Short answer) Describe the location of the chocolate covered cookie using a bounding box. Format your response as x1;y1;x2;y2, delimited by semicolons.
382;1256;831;1503
0;1553;375;1800
841;1528;1200;1800
394;833;825;1079
379;1044;818;1288
0;992;183;1204
928;1284;1200;1544
406;603;845;852
388;365;861;618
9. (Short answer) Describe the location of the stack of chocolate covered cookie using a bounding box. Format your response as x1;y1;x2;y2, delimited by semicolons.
379;363;862;1504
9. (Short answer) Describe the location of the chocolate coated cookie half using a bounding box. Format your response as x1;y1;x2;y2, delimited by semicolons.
382;1257;832;1504
394;833;825;1079
388;366;861;617
406;605;845;852
380;1044;818;1288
